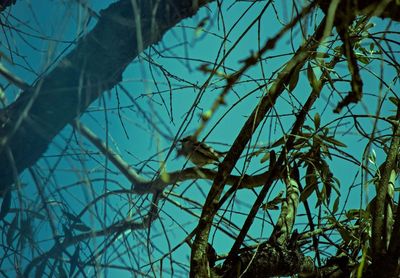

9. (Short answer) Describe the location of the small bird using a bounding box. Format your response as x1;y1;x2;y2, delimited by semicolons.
178;136;225;167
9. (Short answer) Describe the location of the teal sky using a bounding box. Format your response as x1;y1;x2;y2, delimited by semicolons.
1;1;399;276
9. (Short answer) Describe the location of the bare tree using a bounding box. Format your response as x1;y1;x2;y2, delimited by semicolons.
1;0;400;277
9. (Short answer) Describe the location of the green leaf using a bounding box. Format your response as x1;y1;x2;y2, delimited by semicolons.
301;164;318;202
369;42;375;51
288;64;301;92
389;96;400;107
293;138;308;150
368;149;376;164
314;113;320;130
315;188;323;208
260;152;270;163
194;16;209;37
307;63;322;94
321;183;328;204
300;183;315;203
271;136;285;148
364;22;375;30
338;226;352;243
320;141;332;160
262;190;284;210
307;63;316;85
320;135;347;147
161;168;170;183
334;45;342;53
332;196;340;214
356;55;370;65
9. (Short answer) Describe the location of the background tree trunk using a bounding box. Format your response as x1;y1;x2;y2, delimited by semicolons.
0;0;213;193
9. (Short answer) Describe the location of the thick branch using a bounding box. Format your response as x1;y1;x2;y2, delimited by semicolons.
319;0;400;22
215;243;314;277
190;5;324;275
271;171;300;245
0;0;212;193
371;106;400;257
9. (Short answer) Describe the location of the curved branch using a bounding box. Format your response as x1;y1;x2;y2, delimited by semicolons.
74;121;274;193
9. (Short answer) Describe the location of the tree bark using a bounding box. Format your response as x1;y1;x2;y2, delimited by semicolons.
0;0;213;193
215;243;314;278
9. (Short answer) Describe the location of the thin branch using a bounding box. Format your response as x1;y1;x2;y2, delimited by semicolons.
190;5;324;275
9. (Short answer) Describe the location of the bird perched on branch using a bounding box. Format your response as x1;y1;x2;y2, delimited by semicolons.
178;135;226;167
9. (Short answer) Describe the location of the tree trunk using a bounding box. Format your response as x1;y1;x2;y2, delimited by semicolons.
0;0;213;193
